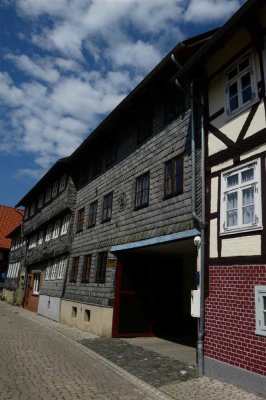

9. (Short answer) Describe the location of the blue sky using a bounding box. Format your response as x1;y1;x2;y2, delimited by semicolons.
0;0;245;207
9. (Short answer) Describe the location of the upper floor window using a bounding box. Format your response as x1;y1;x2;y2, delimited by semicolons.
52;181;58;198
38;194;44;209
45;265;51;280
52;220;61;239
106;139;117;167
81;254;92;283
61;214;70;235
59;174;67;193
76;208;85;232
29;202;35;217
32;273;40;294
102;192;113;222
50;261;57;280
38;230;44;246
70;256;79;283
220;159;262;234
45;187;52;203
88;201;97;228
165;156;183;198
24;206;29;220
57;257;67;279
95;251;107;284
45;223;53;242
135;172;150;209
28;234;37;249
137;108;153;143
226;54;257;116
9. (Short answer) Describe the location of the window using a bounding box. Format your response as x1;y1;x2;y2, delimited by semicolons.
28;234;37;249
7;262;20;278
38;230;44;246
70;257;79;283
45;187;52;203
29;202;35;217
45;224;53;242
81;255;92;283
255;286;266;337
45;265;51;280
220;159;262;234
50;261;57;280
38;193;44;209
226;54;257;116
137;108;153;143
59;174;67;192
52;181;58;198
61;214;70;235
52;220;61;239
165;156;183;198
76;208;85;232
106;139;117;167
57;257;67;279
164;90;185;124
33;273;40;294
24;206;29;220
102;193;113;222
135;172;150;209
88;201;97;227
96;252;108;284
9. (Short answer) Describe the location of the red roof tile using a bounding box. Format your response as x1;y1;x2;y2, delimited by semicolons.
0;205;24;249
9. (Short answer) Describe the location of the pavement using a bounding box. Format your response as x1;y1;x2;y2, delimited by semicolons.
0;301;264;400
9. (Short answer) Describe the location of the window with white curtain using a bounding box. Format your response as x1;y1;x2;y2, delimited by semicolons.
45;265;51;280
45;224;53;242
61;214;70;235
220;159;262;234
52;220;61;239
57;257;67;279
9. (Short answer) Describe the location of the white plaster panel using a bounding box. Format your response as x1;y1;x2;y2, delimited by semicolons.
38;295;61;321
211;159;234;173
209;76;224;116
221;235;261;257
209;219;218;258
208;133;227;156
220;109;250;142
210;177;219;213
245;101;266;139
240;143;266;161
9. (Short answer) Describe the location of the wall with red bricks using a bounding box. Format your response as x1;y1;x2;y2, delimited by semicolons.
205;265;266;376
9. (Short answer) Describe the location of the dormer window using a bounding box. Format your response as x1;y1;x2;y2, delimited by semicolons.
226;53;257;116
45;187;52;203
38;194;44;209
59;175;67;192
29;202;35;217
24;207;29;220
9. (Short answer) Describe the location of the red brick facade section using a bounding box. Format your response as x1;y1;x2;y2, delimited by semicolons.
205;265;266;376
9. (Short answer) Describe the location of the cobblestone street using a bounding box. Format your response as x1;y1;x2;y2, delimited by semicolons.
0;301;264;400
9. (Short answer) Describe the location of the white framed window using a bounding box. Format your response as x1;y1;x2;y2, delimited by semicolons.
45;224;53;242
38;193;44;209
52;220;61;239
59;174;67;193
28;234;37;249
50;262;57;280
45;266;51;280
255;286;266;336
38;230;44;246
61;214;70;235
52;181;59;198
57;257;67;279
225;53;258;117
33;273;41;294
45;187;52;203
220;159;262;235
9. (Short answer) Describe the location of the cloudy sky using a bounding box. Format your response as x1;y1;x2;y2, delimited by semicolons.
0;0;245;206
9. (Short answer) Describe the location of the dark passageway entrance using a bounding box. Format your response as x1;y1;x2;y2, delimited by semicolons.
113;250;197;341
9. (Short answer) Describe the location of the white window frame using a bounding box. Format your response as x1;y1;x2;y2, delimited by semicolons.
59;174;67;193
57;257;67;279
225;52;258;118
51;180;59;198
50;262;57;280
52;220;61;239
45;224;53;242
28;234;37;249
220;159;262;235
255;286;266;336
33;273;41;294
45;265;51;280
61;214;70;235
45;187;52;203
38;230;44;246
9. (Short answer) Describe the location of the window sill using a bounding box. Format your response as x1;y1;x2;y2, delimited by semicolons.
75;229;83;234
134;203;149;211
87;224;96;229
225;97;260;122
101;218;111;223
163;191;183;200
255;329;266;337
220;225;263;236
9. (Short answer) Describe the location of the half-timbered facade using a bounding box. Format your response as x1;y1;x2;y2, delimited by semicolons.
16;158;76;319
174;0;266;395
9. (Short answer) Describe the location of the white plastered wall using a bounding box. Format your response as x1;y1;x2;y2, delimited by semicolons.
221;235;261;257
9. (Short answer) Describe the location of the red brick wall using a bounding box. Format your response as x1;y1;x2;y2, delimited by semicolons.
205;265;266;376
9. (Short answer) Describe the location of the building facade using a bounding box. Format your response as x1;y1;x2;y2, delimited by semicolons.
16;159;76;320
175;0;266;394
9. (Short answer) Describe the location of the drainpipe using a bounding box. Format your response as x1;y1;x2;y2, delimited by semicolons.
190;81;206;377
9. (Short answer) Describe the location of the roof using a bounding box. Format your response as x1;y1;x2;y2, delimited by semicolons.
173;0;263;81
0;205;24;249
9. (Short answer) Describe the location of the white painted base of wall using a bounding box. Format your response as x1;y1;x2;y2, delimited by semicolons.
60;300;113;337
38;295;61;322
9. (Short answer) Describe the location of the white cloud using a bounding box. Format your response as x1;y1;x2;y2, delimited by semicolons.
184;0;241;23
